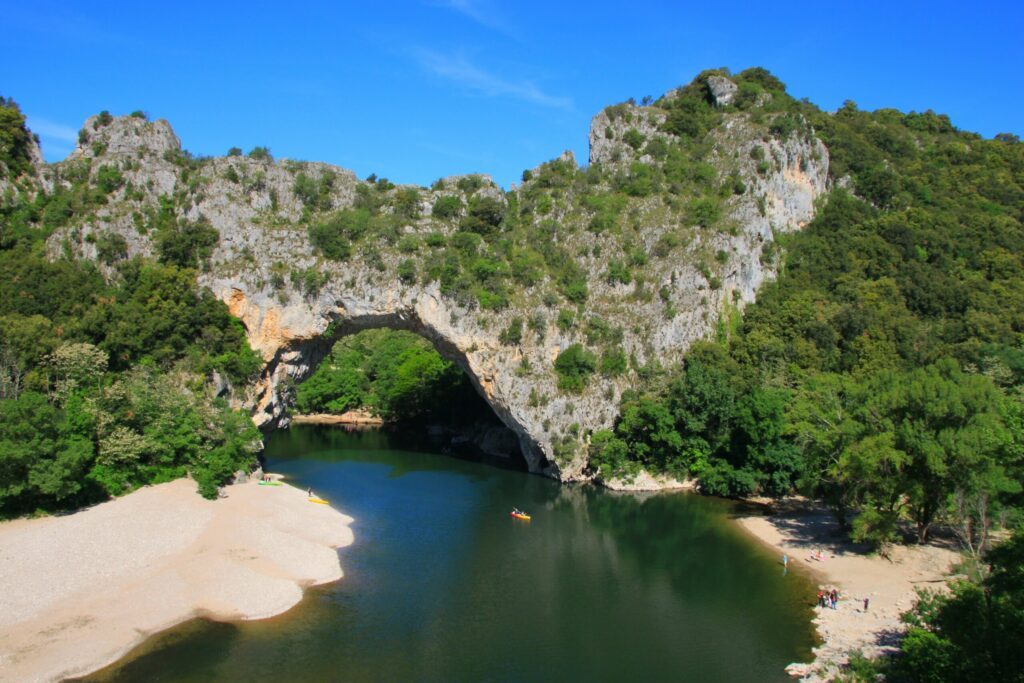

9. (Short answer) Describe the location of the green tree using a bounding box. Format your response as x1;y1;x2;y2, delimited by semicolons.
554;344;597;393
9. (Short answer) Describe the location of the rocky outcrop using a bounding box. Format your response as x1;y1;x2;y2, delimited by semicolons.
71;114;181;160
41;78;830;484
707;75;738;107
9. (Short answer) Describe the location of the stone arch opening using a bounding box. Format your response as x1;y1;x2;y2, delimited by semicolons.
257;308;548;474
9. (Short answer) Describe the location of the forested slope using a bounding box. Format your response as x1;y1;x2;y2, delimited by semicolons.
0;98;262;514
590;88;1024;548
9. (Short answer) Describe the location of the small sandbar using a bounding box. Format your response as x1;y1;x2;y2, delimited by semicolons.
0;478;353;683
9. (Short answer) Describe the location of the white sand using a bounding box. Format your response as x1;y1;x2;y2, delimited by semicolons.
735;504;960;681
0;478;353;683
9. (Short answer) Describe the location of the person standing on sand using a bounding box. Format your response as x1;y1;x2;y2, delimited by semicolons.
863;597;869;612
830;589;838;609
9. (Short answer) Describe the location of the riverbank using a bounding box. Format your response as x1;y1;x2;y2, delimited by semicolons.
0;477;353;683
735;501;960;681
290;410;384;426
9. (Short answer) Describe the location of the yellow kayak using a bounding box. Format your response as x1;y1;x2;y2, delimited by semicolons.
308;497;329;505
510;511;531;521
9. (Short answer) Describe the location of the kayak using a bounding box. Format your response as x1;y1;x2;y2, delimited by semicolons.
258;481;282;486
510;511;531;521
308;497;329;505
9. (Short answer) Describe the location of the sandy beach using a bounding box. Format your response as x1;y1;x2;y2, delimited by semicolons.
735;502;961;681
0;477;353;683
290;411;384;426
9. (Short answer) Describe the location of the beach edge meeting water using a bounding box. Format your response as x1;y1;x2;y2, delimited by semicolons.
1;446;958;683
736;503;960;682
0;476;353;683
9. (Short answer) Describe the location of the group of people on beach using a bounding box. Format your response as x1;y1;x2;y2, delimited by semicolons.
817;588;840;609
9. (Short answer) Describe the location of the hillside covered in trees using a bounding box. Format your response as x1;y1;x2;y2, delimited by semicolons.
2;69;1023;548
586;75;1024;552
0;98;262;513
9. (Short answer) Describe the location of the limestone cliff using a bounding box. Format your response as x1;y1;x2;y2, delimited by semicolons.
39;74;830;483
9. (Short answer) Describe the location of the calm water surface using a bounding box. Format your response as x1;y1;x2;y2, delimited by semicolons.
84;426;817;682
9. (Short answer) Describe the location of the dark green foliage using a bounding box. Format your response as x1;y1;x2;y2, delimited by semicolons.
95;165;124;195
0;96;34;179
394;188;421;219
397;258;416;284
432;195;461;219
600;347;627;377
499;317;523;345
155;215;219;269
308;208;371;261
295;329;475;422
291;267;328;297
95;231;128;265
622;128;645;150
293;170;335;211
460;196;505;234
0;251;262;513
660;76;722;140
247;146;272;161
456;175;484;193
887;528;1024;682
554;343;597;393
590;72;1024;530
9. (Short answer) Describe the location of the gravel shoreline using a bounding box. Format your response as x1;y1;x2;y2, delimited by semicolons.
735;504;960;681
0;477;353;683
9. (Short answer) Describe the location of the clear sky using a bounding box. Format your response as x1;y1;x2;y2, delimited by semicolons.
3;1;1022;188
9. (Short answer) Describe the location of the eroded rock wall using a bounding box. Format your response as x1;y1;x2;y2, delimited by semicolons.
42;77;829;483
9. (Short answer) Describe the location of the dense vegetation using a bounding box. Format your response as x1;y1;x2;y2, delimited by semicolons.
839;526;1024;682
0;97;263;514
588;70;1024;550
295;328;493;425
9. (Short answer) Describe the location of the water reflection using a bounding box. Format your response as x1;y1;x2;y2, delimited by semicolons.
81;426;816;683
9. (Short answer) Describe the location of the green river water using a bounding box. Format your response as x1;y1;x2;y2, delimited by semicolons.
83;426;818;682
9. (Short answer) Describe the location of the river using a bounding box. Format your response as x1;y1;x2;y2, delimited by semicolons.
82;425;817;682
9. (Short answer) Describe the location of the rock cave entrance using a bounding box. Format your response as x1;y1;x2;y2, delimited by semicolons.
273;311;540;473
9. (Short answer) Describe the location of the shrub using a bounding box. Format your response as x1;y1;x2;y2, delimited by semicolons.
499;317;524;345
96;232;128;265
600;348;628;377
308;209;370;261
394;188;421;219
248;146;272;162
456;175;484;193
397;259;416;285
554;343;597;393
460;196;505;234
623;128;645;150
95;165;124;194
432;195;461;219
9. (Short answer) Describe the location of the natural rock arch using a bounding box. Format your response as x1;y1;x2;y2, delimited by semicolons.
250;305;550;473
44;76;831;484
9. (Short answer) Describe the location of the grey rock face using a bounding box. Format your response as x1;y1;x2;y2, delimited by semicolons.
70;115;181;160
706;76;738;107
588;102;670;168
44;102;830;486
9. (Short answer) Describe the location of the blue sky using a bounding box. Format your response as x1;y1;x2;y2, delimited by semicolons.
3;1;1022;188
